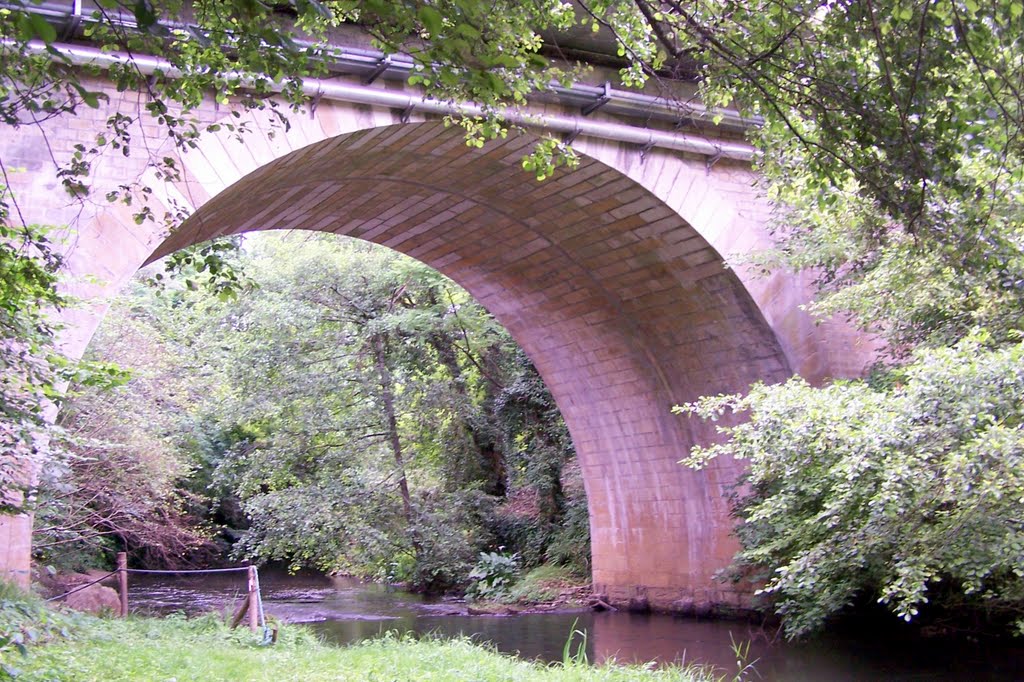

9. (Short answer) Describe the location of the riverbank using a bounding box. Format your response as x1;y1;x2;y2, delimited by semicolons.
4;610;724;681
436;564;595;616
13;576;1024;679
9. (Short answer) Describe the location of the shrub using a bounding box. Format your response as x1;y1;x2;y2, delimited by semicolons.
679;334;1024;638
465;552;520;601
0;581;79;676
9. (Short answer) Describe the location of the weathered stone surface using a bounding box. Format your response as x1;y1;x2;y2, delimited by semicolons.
0;75;876;609
626;596;651;614
670;597;696;616
61;583;121;615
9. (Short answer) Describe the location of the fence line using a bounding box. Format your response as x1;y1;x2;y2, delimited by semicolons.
47;553;273;641
124;567;250;574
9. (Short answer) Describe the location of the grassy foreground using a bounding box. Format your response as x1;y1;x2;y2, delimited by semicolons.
4;610;724;682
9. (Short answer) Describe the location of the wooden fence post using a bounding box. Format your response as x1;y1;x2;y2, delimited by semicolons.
116;552;128;618
229;594;250;629
247;566;258;632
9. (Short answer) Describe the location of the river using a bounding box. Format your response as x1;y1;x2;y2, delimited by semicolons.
127;569;1024;680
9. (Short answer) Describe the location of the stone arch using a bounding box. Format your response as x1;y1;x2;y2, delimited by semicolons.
3;87;871;603
136;119;794;608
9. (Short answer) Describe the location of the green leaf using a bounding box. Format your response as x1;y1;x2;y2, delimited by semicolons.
26;12;58;43
456;23;480;39
418;5;443;36
133;0;158;29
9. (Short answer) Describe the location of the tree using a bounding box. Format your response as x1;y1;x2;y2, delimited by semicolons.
0;222;65;515
0;0;572;526
0;0;589;521
517;0;1024;636
680;334;1024;638
492;349;587;570
34;277;226;570
578;0;1022;350
0;0;586;214
142;234;587;590
2;1;1019;349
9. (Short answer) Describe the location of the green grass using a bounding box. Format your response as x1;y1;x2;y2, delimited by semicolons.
507;563;588;604
8;613;722;682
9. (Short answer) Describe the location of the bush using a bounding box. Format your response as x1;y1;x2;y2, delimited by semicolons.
0;581;79;676
679;334;1024;638
405;491;496;594
488;512;550;570
465;552;520;601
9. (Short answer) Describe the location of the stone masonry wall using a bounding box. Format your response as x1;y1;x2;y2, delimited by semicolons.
0;80;875;605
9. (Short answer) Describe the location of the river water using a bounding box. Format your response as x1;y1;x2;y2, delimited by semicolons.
128;570;1024;680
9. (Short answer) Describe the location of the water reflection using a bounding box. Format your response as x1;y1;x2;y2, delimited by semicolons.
590;612;754;667
128;570;1024;681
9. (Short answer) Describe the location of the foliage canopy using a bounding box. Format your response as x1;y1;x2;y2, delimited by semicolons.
44;234;588;590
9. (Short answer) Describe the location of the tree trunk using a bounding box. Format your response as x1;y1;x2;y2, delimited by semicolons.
372;334;416;537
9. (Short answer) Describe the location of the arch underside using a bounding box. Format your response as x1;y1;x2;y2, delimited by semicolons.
154;121;791;607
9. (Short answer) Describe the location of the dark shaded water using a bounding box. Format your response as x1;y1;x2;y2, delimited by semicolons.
128;570;1024;680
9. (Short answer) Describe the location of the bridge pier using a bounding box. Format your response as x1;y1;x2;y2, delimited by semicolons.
0;515;33;589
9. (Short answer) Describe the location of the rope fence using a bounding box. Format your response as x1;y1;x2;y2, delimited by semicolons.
124;567;251;574
46;553;276;643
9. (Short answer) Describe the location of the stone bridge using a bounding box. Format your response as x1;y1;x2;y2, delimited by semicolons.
0;31;872;610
